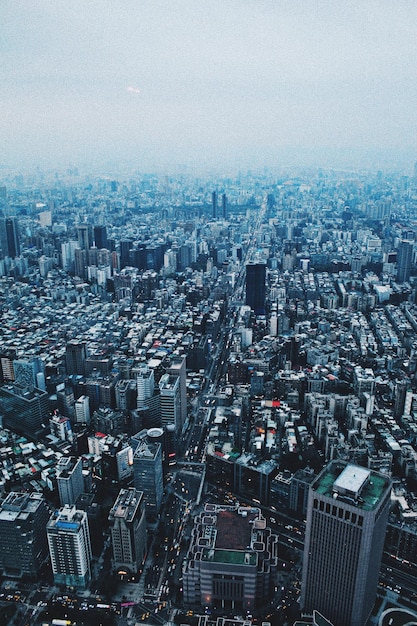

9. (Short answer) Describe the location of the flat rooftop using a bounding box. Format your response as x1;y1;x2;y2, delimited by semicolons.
215;508;258;551
201;548;257;566
314;461;390;511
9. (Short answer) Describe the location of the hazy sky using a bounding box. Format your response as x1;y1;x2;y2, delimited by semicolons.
2;1;417;172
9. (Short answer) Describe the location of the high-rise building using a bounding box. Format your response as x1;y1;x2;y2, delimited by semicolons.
245;263;266;315
135;364;161;428
221;193;227;219
301;460;392;626
108;488;147;579
47;505;92;589
75;395;90;424
0;382;49;439
56;456;84;506
166;354;187;433
13;356;45;389
93;225;108;250
212;191;217;219
77;224;93;251
65;340;87;376
0;492;50;579
132;431;163;518
183;503;278;611
397;239;413;283
0;217;20;258
159;373;181;438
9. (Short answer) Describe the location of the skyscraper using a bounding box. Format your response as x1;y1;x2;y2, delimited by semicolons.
0;217;20;258
301;460;391;626
65;340;87;376
132;431;163;518
77;223;93;251
221;193;227;219
108;488;147;579
159;373;181;438
166;354;187;434
245;263;266;315
212;191;217;219
93;224;108;250
47;505;92;589
0;492;50;579
397;239;413;283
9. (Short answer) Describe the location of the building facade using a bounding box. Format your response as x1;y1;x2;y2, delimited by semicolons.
245;263;266;316
56;456;84;506
301;461;392;626
0;492;50;579
108;488;147;579
132;432;163;518
47;505;92;589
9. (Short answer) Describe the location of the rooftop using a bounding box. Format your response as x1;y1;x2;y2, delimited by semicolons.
201;548;257;566
314;461;390;511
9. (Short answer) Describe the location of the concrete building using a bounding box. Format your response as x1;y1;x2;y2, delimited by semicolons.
75;394;90;424
159;372;181;438
183;503;278;612
0;492;50;579
47;505;92;589
0;382;49;439
108;488;147;579
132;432;163;518
56;456;84;506
301;460;392;626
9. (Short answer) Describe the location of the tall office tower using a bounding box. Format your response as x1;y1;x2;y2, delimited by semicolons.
0;217;20;258
221;193;227;219
159;373;181;440
166;355;187;433
47;505;92;589
212;190;217;219
77;223;93;251
120;240;132;269
61;240;78;271
74;395;90;424
0;492;50;579
13;356;45;389
135;364;161;428
266;193;276;219
65;340;87;376
132;432;163;518
56;456;84;506
74;247;88;278
108;488;147;579
301;461;392;626
394;378;408;418
245;263;266;315
0;382;49;439
397;239;413;283
93;225;108;250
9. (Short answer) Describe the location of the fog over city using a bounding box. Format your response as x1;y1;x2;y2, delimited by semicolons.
2;0;417;173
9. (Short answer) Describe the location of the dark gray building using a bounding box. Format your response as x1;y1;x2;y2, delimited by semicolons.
108;488;147;579
301;461;392;626
0;492;49;579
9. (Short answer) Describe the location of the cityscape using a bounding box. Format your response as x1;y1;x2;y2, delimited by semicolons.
2;2;417;626
0;166;417;626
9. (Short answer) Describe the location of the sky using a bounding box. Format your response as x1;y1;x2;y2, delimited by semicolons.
2;0;417;173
